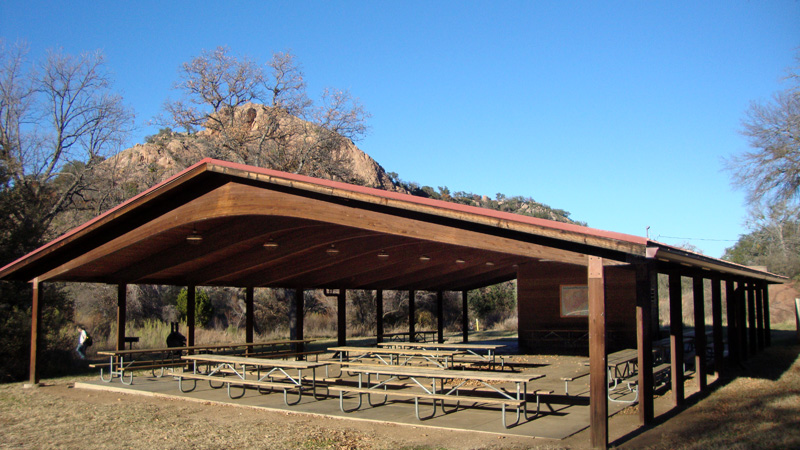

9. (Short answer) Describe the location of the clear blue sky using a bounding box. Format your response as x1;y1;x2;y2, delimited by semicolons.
2;1;798;258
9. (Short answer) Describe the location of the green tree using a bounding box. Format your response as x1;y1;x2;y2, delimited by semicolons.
468;282;516;328
176;288;214;327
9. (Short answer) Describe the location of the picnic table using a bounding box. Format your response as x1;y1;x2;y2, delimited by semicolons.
328;346;465;371
95;339;315;385
377;330;437;342
173;354;330;405
377;341;507;369
330;364;548;428
566;348;669;403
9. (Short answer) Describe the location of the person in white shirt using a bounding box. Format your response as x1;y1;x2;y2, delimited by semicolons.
76;326;88;360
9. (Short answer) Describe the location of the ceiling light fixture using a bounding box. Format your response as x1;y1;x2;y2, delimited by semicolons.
263;238;279;249
419;255;431;262
485;261;495;267
186;226;203;245
455;259;466;264
326;244;340;255
377;250;389;259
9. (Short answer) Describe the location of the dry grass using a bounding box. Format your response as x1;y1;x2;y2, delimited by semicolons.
617;333;800;450
3;333;798;450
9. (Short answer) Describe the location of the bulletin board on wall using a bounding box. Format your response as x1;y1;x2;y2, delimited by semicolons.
560;285;589;317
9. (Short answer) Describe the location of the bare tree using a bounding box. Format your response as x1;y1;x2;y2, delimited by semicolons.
0;41;134;258
162;47;369;180
727;55;800;208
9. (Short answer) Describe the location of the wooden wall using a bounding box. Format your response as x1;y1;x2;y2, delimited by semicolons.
517;261;637;352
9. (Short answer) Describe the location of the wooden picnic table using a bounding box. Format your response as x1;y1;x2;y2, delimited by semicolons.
95;339;315;384
175;354;330;404
328;346;465;370
377;341;506;369
330;364;548;428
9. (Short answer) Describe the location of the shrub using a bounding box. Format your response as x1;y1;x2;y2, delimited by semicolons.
176;288;214;327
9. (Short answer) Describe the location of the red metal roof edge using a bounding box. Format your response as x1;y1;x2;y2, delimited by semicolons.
205;158;651;247
0;159;213;277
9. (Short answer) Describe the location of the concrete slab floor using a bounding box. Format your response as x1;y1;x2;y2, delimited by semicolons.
75;353;642;442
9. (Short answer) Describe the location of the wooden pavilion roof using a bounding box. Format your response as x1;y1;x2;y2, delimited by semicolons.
0;159;785;289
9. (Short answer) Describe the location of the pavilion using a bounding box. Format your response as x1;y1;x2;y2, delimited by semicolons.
0;158;785;449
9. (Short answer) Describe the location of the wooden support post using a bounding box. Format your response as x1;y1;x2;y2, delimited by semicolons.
711;277;724;376
726;279;739;364
588;256;608;450
668;272;684;406
437;291;444;344
755;286;764;351
408;290;416;342
635;262;654;425
294;289;304;355
117;284;127;351
338;290;347;346
692;276;707;391
187;285;196;348
462;290;469;343
28;278;42;386
738;281;749;360
376;290;384;344
747;283;757;355
762;283;771;347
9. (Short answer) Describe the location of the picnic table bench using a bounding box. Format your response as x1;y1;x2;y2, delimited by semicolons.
173;354;330;405
330;364;549;428
94;339;314;384
377;341;507;369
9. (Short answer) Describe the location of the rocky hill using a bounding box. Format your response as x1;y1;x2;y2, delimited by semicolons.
99;103;401;194
88;103;579;226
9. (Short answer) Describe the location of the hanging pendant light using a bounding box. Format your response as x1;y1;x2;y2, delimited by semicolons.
186;226;203;245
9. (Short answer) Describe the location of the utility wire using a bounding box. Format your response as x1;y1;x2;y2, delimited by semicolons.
655;235;739;242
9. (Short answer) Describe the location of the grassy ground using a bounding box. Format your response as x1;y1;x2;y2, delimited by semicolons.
616;331;800;450
1;331;798;450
